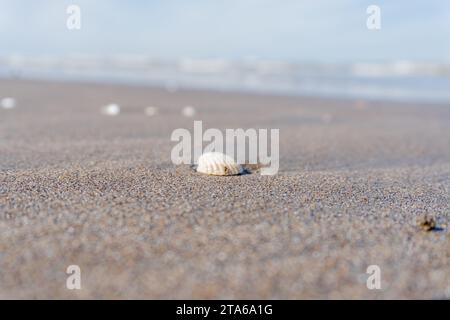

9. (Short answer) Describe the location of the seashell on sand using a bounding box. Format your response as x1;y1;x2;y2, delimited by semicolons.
196;152;243;176
101;103;121;116
182;105;196;117
1;97;16;109
145;106;158;116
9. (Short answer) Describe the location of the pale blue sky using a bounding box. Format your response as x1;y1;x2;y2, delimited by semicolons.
0;0;449;62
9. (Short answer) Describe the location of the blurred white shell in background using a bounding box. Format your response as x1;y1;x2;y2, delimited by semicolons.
182;105;196;117
196;152;243;176
145;106;158;116
101;103;121;116
1;97;16;109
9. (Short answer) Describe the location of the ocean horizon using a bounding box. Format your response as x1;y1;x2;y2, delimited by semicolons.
1;55;450;104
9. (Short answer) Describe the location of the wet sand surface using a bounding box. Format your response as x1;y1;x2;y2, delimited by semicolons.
0;79;449;299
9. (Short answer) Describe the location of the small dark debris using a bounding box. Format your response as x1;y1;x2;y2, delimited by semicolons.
416;215;437;232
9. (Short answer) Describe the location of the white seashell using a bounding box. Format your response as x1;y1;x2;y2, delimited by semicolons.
101;103;120;116
145;106;158;116
196;152;243;176
182;105;196;117
1;97;16;109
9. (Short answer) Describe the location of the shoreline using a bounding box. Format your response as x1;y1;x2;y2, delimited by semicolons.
2;76;450;108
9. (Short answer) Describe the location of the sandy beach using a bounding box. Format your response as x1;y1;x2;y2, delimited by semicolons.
0;79;448;299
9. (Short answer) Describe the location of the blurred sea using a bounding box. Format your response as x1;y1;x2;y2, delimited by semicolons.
1;55;450;103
